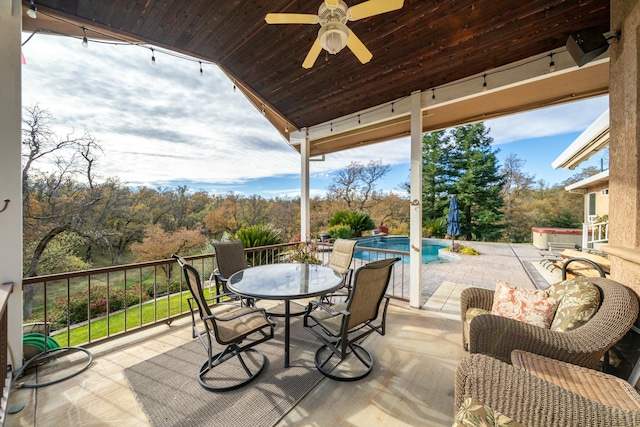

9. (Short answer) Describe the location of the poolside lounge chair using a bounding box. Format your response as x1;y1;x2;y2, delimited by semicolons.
304;257;400;381
174;255;274;391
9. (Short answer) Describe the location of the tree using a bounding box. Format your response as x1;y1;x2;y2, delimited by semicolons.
130;225;207;262
419;130;451;221
21;105;105;318
22;105;104;277
500;154;536;242
419;123;505;241
448;124;505;241
327;160;391;211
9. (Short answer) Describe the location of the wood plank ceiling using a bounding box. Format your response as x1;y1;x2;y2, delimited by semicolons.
26;0;610;136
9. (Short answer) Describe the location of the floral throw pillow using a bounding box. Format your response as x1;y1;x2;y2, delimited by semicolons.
491;281;558;328
454;397;526;427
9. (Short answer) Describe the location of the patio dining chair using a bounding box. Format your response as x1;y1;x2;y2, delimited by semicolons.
320;238;357;304
303;257;400;381
326;238;358;289
212;240;250;304
173;255;274;391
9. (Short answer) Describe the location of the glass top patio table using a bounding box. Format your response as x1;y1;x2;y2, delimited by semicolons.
228;263;343;368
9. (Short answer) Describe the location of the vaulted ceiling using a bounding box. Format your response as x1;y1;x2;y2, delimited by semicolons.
24;0;611;154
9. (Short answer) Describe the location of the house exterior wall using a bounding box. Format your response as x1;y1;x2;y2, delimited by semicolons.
584;182;610;221
606;0;640;296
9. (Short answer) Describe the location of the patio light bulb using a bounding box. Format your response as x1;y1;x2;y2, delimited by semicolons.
199;61;203;76
81;27;88;48
548;53;555;72
151;49;156;65
27;0;37;18
431;89;436;103
482;74;487;92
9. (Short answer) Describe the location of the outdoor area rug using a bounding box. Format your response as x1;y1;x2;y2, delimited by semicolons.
123;303;324;427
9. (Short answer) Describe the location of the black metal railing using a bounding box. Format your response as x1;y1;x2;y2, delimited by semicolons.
21;241;410;349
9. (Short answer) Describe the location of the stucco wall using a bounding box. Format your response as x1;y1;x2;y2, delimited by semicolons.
606;0;640;296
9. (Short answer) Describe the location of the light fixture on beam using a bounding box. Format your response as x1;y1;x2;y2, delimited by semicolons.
27;0;37;18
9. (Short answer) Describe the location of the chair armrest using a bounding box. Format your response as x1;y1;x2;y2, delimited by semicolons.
468;314;599;368
460;287;494;325
455;354;640;427
306;300;347;317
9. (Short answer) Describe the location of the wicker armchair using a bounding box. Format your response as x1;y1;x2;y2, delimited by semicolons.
460;277;639;368
455;352;640;426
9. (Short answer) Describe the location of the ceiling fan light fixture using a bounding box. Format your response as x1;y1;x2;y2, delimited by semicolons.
319;22;349;54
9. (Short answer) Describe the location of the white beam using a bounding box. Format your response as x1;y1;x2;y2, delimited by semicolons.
409;91;423;308
0;0;24;366
300;128;310;241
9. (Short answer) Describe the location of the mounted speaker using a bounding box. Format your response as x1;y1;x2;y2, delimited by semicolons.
566;27;609;67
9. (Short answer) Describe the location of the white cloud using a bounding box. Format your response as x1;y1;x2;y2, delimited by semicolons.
486;96;609;144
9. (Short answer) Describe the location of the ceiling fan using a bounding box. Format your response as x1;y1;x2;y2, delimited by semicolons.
265;0;404;69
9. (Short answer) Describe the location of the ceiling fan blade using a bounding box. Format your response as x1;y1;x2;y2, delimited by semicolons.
347;31;373;64
302;38;323;69
348;0;404;21
265;13;319;25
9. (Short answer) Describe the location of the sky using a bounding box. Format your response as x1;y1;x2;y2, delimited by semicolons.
20;32;610;199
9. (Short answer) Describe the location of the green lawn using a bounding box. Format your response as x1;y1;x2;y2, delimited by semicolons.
51;288;219;346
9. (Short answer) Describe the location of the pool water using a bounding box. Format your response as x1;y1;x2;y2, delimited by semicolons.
354;236;448;264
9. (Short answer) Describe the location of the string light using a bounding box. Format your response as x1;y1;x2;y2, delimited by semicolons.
391;102;395;113
81;26;88;47
285;126;289;133
431;88;436;103
482;74;487;91
150;48;156;65
233;80;237;92
199;61;203;76
27;0;37;19
261;104;266;115
358;114;361;124
548;53;555;72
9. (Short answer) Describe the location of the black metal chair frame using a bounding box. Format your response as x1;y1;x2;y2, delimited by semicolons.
174;255;274;391
304;257;400;381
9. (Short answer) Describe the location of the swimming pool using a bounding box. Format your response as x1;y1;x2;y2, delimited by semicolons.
354;236;448;264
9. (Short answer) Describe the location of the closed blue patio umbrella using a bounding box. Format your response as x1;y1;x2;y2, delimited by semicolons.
447;195;460;249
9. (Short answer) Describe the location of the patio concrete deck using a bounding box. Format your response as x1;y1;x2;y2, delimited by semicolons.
5;243;555;427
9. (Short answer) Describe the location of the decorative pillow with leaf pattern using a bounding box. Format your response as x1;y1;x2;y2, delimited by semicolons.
547;279;601;332
454;397;526;427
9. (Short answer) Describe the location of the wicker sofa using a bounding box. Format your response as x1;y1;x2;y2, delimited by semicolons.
455;351;640;426
460;277;639;369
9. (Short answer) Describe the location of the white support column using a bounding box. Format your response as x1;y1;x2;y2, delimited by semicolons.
300;128;311;242
409;91;423;308
0;0;24;365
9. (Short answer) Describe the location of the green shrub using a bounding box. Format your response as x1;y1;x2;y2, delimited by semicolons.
329;210;375;237
235;225;282;248
327;225;356;239
423;218;447;238
235;225;283;266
